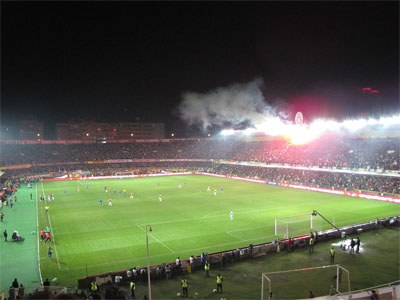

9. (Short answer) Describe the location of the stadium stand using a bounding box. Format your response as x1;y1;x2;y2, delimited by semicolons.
1;136;399;196
0;136;399;299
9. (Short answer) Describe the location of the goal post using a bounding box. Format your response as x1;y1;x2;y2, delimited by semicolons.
274;213;322;238
261;265;350;300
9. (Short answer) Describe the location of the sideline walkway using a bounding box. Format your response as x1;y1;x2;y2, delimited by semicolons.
0;184;41;294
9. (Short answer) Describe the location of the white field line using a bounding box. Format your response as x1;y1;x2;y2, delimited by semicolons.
136;225;175;253
138;205;297;228
63;232;278;272
40;182;62;270
225;231;247;241
35;183;43;284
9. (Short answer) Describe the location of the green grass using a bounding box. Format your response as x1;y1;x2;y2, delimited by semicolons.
145;228;400;299
37;175;398;287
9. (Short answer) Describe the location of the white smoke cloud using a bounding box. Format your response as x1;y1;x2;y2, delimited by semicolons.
178;78;278;130
177;78;400;142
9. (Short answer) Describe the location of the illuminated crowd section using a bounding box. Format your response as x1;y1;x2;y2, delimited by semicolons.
220;114;400;145
0;134;399;196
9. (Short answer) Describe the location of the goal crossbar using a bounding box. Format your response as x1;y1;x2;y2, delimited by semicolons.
274;213;322;238
261;264;350;300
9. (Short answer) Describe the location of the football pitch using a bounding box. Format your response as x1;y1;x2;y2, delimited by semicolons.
37;174;397;286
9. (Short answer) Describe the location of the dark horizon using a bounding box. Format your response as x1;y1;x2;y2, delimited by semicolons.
2;1;399;138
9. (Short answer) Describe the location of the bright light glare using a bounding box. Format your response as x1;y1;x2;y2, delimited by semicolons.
220;129;235;136
288;125;318;145
218;114;400;144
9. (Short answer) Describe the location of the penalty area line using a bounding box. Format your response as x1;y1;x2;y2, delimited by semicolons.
225;231;246;241
136;225;175;253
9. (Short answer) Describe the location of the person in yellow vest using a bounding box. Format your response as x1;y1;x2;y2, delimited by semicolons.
186;259;192;274
204;261;210;277
309;237;314;254
330;247;335;264
44;205;49;213
90;281;97;295
129;281;136;299
180;278;188;297
216;274;223;293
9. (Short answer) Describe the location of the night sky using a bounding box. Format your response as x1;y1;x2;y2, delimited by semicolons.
2;2;399;136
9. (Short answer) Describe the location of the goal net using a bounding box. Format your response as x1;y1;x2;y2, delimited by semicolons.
274;213;322;239
261;265;350;300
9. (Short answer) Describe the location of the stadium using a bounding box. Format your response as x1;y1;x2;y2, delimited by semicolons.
0;121;399;299
2;2;399;299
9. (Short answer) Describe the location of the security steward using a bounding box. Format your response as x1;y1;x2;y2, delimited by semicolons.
181;278;188;297
330;247;335;264
216;274;223;293
90;281;97;295
204;261;210;277
130;281;136;299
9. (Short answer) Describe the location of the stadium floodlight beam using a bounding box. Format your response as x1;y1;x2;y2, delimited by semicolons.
146;225;152;300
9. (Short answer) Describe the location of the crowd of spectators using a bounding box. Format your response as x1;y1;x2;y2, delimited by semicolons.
1;137;398;170
212;164;400;195
0;136;399;196
0;177;20;204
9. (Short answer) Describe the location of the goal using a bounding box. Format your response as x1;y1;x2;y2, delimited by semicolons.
261;265;350;300
274;213;322;239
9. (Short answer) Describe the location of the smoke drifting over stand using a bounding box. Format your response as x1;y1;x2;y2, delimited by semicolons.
177;79;400;144
178;79;280;131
